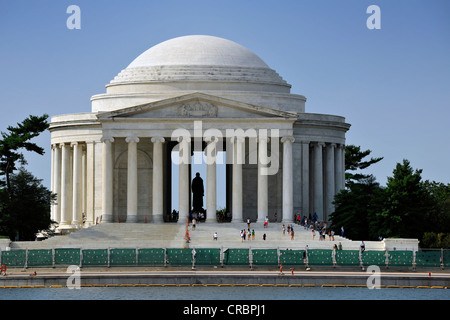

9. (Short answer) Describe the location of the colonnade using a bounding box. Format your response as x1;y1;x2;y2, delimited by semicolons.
50;135;344;229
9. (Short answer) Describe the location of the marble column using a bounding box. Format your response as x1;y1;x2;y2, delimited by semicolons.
281;136;295;223
301;141;310;219
85;141;95;226
178;136;190;223
335;144;345;192
205;137;218;223
151;137;165;222
52;144;62;223
231;136;244;222
257;136;269;223
126;137;139;223
313;142;324;221
71;142;83;227
325;143;336;222
101;137;114;223
60;143;71;226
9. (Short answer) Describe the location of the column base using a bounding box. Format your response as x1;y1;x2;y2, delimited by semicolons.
127;215;138;223
101;214;113;223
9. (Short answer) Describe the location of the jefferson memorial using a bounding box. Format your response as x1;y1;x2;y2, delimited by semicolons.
49;35;350;230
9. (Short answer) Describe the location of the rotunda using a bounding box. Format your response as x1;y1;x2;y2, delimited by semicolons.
49;35;350;230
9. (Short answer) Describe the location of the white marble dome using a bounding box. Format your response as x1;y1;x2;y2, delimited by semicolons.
92;35;305;113
109;35;289;89
127;35;269;68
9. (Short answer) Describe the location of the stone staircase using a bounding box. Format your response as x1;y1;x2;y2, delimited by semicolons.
9;221;385;251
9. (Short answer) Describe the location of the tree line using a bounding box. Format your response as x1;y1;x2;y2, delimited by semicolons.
330;145;450;248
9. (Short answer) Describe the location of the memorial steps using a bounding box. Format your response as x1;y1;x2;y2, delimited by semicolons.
9;222;384;251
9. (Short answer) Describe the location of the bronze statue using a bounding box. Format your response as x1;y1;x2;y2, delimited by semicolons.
191;172;204;212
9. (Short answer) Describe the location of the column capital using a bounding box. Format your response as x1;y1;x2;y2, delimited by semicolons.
316;141;326;147
329;143;337;148
70;141;81;147
125;136;140;144
257;136;270;143
151;136;165;144
281;136;295;144
101;137;114;144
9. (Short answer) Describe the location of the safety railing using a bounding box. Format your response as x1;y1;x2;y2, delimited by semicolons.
1;247;449;270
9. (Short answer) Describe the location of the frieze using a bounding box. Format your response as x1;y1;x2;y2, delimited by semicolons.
177;101;218;117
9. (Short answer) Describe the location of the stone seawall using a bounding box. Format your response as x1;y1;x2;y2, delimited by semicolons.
1;268;449;289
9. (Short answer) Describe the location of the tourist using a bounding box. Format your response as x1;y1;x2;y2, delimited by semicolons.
330;230;335;241
312;228;316;240
341;226;344;237
192;218;196;230
248;228;251;241
263;233;266;240
338;242;343;250
213;232;218;240
282;224;286;235
247;217;251;229
291;227;295;240
264;216;269;228
360;241;365;253
252;229;255;240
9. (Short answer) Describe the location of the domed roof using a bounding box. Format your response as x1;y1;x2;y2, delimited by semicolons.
109;35;289;89
127;35;269;69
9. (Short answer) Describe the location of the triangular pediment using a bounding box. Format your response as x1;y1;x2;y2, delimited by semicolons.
96;92;298;120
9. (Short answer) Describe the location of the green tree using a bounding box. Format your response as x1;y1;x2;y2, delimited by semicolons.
0;114;49;196
0;167;54;240
330;175;385;240
330;145;384;240
375;159;434;239
345;145;383;186
0;114;51;240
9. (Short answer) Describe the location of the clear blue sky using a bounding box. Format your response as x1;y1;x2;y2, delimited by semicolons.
1;0;449;200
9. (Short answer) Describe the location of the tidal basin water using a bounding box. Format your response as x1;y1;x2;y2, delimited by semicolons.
1;286;448;300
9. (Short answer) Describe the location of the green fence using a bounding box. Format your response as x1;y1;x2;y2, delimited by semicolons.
194;248;221;266
223;249;249;265
415;251;442;268
82;249;109;266
307;249;333;266
166;248;192;266
252;249;278;266
279;250;305;266
361;251;387;267
388;251;413;267
1;250;26;267
335;250;360;266
54;248;81;266
2;248;449;269
138;248;165;266
28;249;53;267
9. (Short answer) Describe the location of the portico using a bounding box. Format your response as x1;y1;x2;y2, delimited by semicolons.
48;35;350;231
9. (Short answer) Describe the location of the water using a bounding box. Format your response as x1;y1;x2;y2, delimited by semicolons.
1;286;448;300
